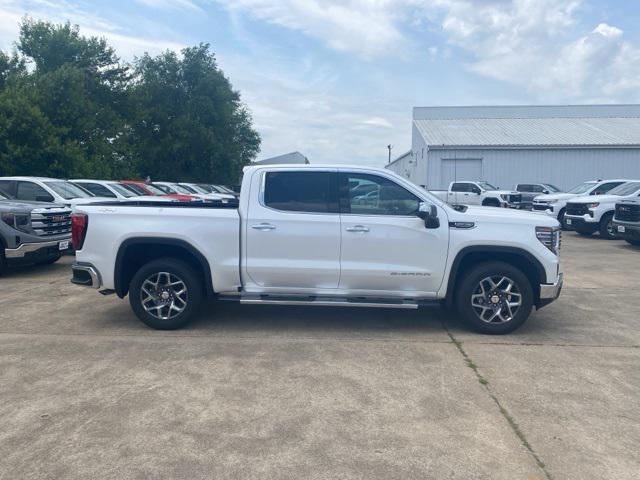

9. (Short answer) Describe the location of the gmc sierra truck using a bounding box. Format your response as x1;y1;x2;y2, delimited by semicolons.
1;189;72;274
430;181;522;208
71;165;563;334
613;200;640;246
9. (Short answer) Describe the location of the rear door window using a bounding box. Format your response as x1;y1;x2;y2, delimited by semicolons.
263;171;337;213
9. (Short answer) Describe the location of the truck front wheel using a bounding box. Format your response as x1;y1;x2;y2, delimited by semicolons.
129;258;203;330
598;212;617;240
482;199;501;207
455;262;533;335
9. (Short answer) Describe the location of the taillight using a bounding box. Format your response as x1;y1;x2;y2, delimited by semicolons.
71;213;88;250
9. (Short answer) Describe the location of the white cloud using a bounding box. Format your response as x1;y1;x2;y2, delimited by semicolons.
213;0;408;59
0;0;185;58
361;116;394;128
421;0;640;101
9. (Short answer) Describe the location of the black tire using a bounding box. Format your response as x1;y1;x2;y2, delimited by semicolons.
574;227;593;236
482;199;500;207
129;257;203;330
455;261;533;335
35;254;62;265
598;212;617;240
558;208;568;229
625;239;640;247
0;250;6;276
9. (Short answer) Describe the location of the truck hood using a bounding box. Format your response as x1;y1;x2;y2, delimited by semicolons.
568;194;627;205
488;190;518;196
0;199;66;211
451;205;559;227
534;192;577;202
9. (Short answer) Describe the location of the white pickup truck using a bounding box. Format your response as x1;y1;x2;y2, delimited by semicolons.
564;181;640;239
71;165;563;334
430;181;522;208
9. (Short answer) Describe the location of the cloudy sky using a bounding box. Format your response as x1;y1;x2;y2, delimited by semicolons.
1;0;639;166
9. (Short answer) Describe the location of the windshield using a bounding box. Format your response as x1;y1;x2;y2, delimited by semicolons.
184;184;208;194
144;184;166;195
122;183;147;195
154;184;174;194
109;183;137;197
568;182;596;194
543;184;561;192
607;182;640;196
173;184;194;194
0;190;8;200
196;184;215;193
476;181;498;190
44;181;92;199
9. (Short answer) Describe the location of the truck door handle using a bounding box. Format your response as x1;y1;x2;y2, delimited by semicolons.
251;223;276;231
346;225;370;233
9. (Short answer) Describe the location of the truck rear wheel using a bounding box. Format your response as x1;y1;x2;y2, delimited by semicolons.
129;258;203;330
455;261;533;335
626;239;640;247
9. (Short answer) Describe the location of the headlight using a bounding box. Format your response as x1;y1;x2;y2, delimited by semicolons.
587;202;600;208
1;212;30;232
536;226;561;255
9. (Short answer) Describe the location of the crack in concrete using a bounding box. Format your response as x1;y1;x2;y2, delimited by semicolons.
443;322;554;480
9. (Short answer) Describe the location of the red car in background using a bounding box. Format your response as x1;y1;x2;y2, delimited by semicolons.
120;180;197;202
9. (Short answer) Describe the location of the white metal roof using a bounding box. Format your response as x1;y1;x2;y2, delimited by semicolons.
414;116;640;147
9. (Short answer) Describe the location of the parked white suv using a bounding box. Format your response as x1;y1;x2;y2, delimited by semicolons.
533;179;630;228
564;181;640;239
71;164;562;335
0;177;113;206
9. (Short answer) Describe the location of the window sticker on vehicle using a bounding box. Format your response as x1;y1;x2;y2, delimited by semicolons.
59;240;70;250
618;225;626;233
566;219;572;225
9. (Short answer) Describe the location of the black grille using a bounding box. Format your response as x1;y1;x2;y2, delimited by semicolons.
615;203;640;222
533;204;550;211
566;202;589;216
508;194;522;203
31;210;72;236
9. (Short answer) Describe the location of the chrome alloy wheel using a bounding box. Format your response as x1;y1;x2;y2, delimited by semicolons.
140;272;188;320
470;276;522;324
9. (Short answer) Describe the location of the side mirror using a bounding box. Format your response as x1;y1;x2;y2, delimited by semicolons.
417;202;440;229
543;189;549;194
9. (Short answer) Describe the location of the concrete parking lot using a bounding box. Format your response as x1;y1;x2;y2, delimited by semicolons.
1;233;638;480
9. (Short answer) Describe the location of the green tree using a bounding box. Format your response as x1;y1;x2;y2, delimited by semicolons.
130;44;260;184
0;20;260;182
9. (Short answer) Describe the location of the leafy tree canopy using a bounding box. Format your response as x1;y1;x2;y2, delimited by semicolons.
0;18;260;184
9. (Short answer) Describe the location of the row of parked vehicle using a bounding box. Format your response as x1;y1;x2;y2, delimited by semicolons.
0;176;238;274
430;179;640;245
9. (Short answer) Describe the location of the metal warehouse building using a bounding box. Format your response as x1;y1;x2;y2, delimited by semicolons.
386;105;640;190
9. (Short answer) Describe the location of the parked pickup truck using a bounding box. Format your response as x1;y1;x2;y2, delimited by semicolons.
71;165;563;334
431;181;522;208
532;179;630;228
1;189;72;274
564;181;640;239
613;200;640;246
515;183;562;210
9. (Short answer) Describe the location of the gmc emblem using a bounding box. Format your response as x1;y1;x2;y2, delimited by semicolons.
51;215;66;222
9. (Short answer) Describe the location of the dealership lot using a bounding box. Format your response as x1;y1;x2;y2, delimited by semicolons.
0;233;638;479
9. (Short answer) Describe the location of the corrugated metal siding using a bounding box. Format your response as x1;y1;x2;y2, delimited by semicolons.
425;148;640;190
414;117;640;147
